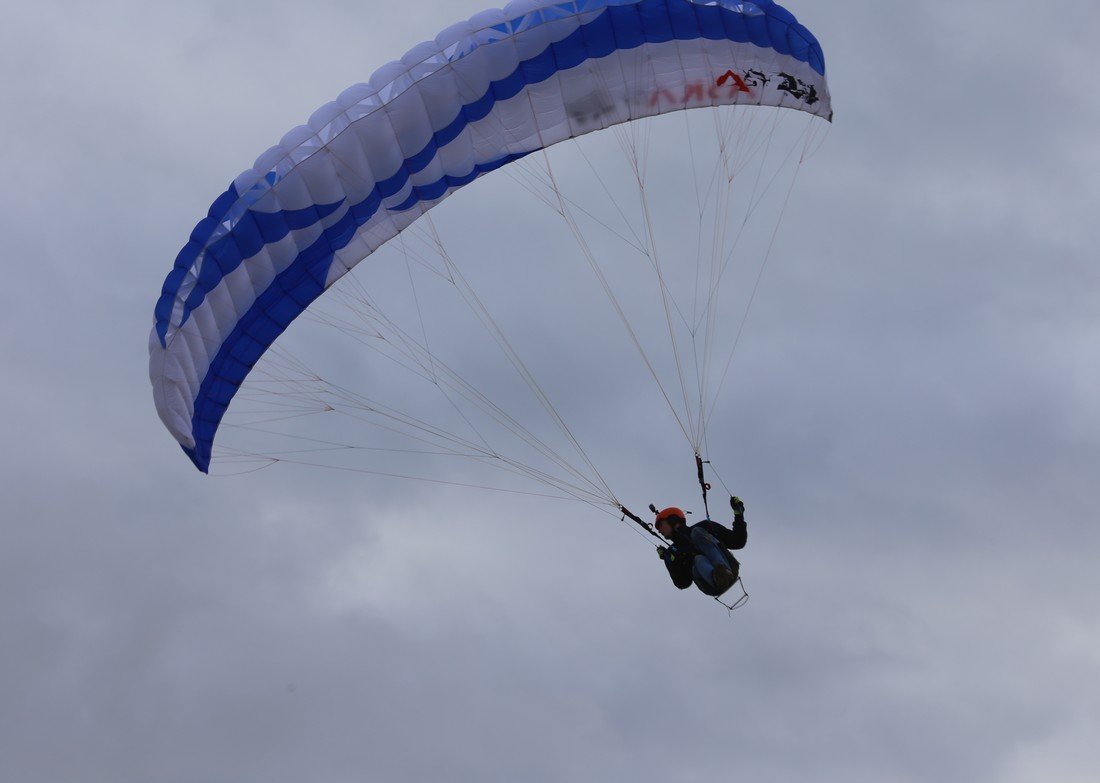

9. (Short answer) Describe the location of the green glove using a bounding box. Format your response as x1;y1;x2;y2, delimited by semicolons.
657;545;669;560
730;496;745;515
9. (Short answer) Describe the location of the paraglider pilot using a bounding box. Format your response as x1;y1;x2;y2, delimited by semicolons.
656;496;747;596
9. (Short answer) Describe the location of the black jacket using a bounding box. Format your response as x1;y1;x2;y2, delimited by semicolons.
661;518;747;590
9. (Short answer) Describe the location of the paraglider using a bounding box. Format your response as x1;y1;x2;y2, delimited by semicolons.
149;0;831;604
655;496;747;596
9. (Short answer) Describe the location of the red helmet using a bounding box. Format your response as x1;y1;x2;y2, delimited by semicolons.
654;507;686;526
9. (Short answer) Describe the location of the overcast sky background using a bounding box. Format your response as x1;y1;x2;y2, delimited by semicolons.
2;1;1099;781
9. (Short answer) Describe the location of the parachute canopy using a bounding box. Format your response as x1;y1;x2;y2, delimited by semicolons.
150;0;831;472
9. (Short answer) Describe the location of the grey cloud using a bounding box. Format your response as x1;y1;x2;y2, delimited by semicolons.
2;1;1099;781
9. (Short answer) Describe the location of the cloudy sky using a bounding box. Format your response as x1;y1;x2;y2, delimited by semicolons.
3;1;1099;781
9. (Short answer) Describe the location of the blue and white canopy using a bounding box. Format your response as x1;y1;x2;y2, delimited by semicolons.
150;0;831;472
